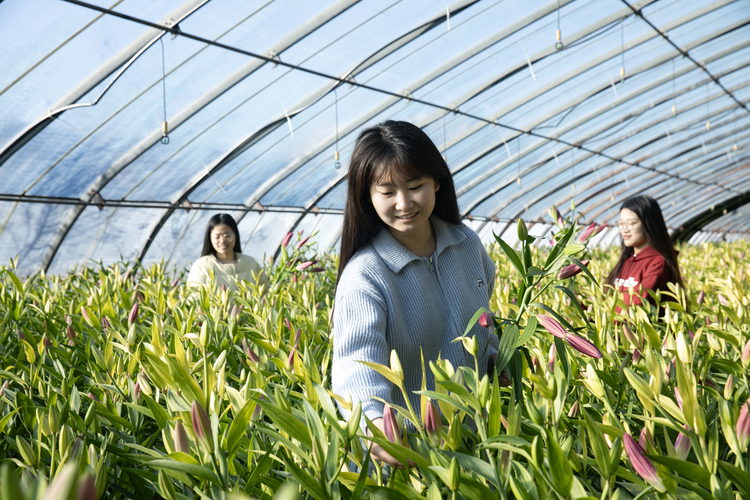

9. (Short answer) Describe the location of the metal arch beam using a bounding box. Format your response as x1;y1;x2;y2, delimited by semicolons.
698;201;750;233
473;115;750;236
0;0;209;168
454;26;750;208
462;79;750;222
236;0;580;218
136;0;486;264
270;0;668;254
38;0;364;272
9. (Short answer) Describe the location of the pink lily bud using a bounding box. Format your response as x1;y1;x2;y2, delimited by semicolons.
87;296;94;306
595;223;607;235
133;382;142;402
294;328;301;348
565;334;603;359
42;335;51;349
383;404;401;444
548;344;556;372
500;415;509;430
696;290;705;306
101;317;110;332
284;318;293;332
292;274;298;284
674;387;683;411
632;348;641;364
687;330;694;341
242;339;260;363
81;306;91;324
231;304;243;320
220;284;227;292
737;401;750;450
701;378;718;391
531;357;539;372
252;395;264;421
718;294;729;307
310;267;325;272
623;433;666;492
174;421;190;454
724;375;734;399
67;324;77;341
88;392;102;404
639;427;654;452
296;261;313;271
78;474;97;500
674;426;691;460
296;236;310;249
558;260;589;280
190;401;214;454
172;277;180;288
287;348;296;370
742;339;750;367
424;401;442;440
622;324;638;347
567;400;579;418
706;317;711;326
128;303;139;326
281;232;293;248
478;311;493;328
17;330;24;341
0;381;8;398
538;314;567;339
577;223;597;243
66;315;73;326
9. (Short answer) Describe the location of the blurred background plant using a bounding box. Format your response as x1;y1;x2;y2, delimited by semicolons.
0;217;748;500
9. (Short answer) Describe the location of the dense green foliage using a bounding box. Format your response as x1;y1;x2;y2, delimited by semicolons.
0;218;749;500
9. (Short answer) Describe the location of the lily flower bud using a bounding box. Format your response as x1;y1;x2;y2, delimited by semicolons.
676;331;691;364
448;457;460;491
287;348;296;369
383;404;401;444
347;402;362;440
461;336;478;356
174;421;190;454
724;375;734;400
242;338;260;363
296;236;310;249
78;474;98;500
639;427;655;453
478;311;493;328
718;294;729;307
128;302;139;326
623;433;666;493
567;400;579;418
101;316;110;332
282;232;293;248
742;339;750;368
577;222;597;243
674;426;691;460
674;387;684;411
538;314;567;339
517;219;528;241
424;401;442;445
565;334;603;358
558;260;590;280
737;401;750;452
632;348;641;364
696;290;705;306
296;261;313;271
622;324;638;348
583;363;605;400
548;344;556;372
391;349;404;381
191;400;214;454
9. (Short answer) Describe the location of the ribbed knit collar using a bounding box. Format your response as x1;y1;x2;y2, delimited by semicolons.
629;245;659;261
371;215;466;273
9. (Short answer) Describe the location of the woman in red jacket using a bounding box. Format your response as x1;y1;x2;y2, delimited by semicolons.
604;195;683;309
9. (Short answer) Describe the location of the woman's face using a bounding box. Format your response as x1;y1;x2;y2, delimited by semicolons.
369;175;439;239
618;208;648;250
210;223;236;255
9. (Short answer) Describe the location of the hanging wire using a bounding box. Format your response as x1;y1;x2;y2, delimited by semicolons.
734;108;738;151
672;59;677;118
555;0;563;50
333;89;341;169
620;18;625;83
516;135;521;187
706;83;711;131
159;37;169;145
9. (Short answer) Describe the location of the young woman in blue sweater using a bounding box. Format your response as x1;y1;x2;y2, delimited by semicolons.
332;120;500;467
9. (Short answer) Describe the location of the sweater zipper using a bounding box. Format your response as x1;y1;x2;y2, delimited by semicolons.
428;256;436;274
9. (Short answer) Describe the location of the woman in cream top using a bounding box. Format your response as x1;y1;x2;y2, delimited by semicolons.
186;214;267;292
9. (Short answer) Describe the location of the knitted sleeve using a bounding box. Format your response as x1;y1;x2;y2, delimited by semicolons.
637;257;668;303
332;282;391;422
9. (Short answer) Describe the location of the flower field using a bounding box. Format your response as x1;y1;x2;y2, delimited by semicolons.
1;215;749;500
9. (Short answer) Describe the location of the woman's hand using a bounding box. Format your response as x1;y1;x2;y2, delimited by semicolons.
367;418;415;469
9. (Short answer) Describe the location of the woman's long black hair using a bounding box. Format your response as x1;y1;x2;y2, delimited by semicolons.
337;120;460;282
604;195;683;288
201;213;242;258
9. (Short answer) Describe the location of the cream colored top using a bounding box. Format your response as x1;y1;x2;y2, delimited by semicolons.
186;253;267;292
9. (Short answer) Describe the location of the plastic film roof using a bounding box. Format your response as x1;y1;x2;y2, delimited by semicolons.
1;0;749;276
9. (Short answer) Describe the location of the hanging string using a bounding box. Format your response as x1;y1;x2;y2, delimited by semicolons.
517;136;521;187
705;83;711;131
734;108;738;151
620;19;625;83
442;114;447;163
555;0;563;50
672;59;677;118
333;89;341;169
160;38;169;145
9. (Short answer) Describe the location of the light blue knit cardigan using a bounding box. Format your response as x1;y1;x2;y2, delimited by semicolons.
332;216;499;423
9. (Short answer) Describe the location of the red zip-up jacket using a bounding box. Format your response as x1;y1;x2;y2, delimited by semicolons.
615;245;675;309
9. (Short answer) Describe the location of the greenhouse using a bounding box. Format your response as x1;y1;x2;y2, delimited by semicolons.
0;0;749;499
